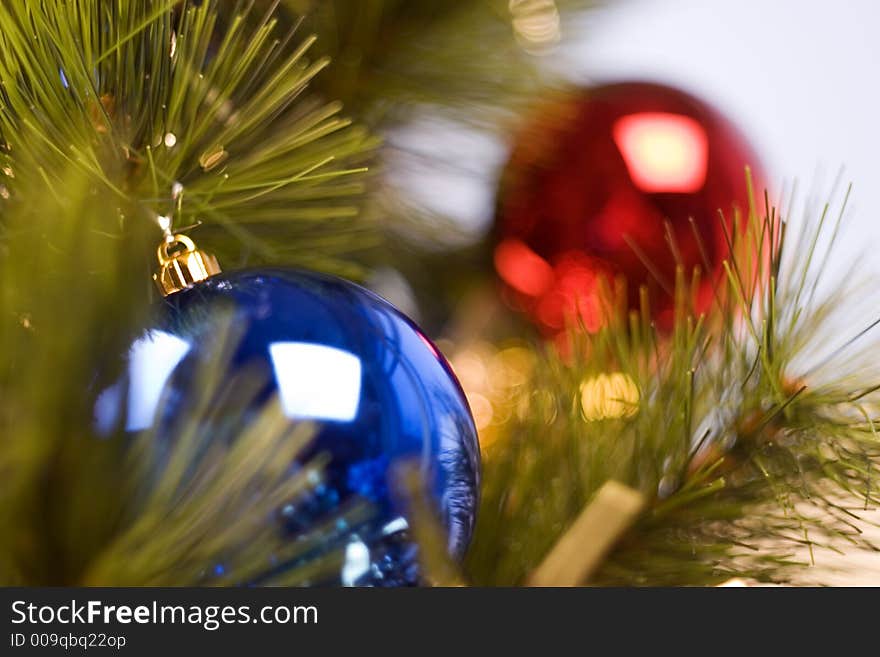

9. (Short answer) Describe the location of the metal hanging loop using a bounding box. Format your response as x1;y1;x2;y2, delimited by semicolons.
153;234;221;296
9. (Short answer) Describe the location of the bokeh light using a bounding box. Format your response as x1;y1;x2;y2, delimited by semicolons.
579;372;640;421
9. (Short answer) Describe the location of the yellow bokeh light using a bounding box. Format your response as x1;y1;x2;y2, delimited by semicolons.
449;345;492;390
579;372;639;421
467;392;495;432
488;346;535;392
509;0;561;50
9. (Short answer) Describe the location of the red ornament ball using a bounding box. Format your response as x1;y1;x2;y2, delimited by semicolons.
493;81;765;332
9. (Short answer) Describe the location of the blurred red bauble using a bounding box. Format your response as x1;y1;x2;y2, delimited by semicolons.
493;81;765;332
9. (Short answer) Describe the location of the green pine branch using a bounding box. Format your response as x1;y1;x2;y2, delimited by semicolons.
466;179;880;586
0;0;378;272
271;0;595;119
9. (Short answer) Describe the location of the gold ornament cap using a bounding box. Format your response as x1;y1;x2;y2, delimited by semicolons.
153;234;221;296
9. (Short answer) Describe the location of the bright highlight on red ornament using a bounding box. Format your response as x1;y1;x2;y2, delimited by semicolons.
612;113;708;193
494;238;554;297
534;253;608;332
495;240;611;331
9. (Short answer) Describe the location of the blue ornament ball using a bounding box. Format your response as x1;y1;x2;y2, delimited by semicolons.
97;269;481;586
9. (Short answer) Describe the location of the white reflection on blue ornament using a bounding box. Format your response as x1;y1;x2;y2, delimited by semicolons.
127;330;191;431
268;342;361;422
94;329;191;433
381;516;409;536
341;538;371;587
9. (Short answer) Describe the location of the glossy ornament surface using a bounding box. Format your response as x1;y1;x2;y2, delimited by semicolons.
494;81;764;332
98;269;480;586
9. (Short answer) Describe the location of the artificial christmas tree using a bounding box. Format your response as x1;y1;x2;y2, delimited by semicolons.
1;0;878;588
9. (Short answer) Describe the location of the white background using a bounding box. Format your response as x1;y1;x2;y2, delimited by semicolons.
562;0;880;273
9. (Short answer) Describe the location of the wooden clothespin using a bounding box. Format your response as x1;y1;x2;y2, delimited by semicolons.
528;480;645;587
